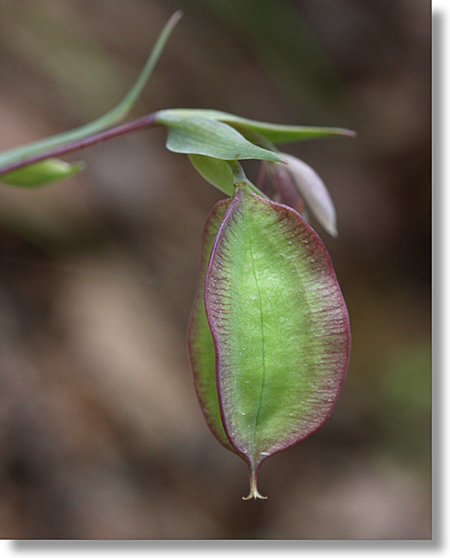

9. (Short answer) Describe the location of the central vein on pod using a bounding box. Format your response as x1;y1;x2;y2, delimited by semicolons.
243;188;268;462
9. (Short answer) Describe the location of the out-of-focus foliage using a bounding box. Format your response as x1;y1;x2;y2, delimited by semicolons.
0;0;430;540
197;0;345;111
1;158;85;187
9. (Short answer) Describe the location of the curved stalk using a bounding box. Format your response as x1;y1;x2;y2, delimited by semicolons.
0;113;160;178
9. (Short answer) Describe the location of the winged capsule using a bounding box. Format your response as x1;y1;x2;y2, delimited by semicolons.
188;180;350;499
188;199;234;453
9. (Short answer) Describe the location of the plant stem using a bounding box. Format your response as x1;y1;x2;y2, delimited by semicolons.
0;113;161;178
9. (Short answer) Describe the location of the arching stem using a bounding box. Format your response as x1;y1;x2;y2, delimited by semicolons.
0;113;161;178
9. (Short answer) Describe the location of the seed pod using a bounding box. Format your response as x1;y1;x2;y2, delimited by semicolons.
188;183;350;499
188;199;234;452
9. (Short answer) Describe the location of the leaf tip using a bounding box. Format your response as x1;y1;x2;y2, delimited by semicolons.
327;221;339;238
169;9;184;25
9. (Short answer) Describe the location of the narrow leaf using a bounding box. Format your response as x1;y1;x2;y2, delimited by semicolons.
204;185;350;498
1;158;84;187
187;199;235;452
189;154;234;196
157;108;356;145
156;114;283;162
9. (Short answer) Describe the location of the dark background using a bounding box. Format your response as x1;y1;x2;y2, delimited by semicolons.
0;0;430;539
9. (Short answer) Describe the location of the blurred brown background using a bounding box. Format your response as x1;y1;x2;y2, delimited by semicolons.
0;0;430;540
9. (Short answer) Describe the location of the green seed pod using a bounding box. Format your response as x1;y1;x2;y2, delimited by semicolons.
188;182;350;500
188;199;234;452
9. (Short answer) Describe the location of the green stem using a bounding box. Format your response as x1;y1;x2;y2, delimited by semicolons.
227;160;269;198
0;113;161;178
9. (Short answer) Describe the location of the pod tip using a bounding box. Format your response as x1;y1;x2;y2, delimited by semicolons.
242;470;267;500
